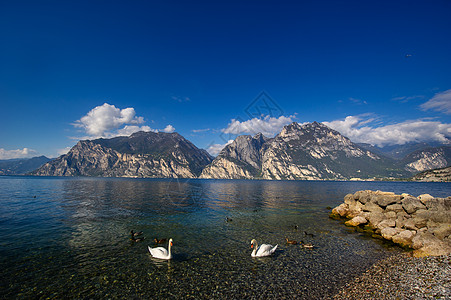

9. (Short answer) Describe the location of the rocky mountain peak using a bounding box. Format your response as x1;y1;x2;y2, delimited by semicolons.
33;131;212;178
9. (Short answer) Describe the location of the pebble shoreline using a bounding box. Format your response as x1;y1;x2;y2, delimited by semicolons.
333;253;451;299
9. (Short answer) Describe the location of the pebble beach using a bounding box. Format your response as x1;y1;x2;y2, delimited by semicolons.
333;253;451;299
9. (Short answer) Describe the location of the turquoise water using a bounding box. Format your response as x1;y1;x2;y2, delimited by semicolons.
0;176;449;298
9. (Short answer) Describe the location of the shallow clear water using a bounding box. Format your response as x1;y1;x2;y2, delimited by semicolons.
0;176;449;298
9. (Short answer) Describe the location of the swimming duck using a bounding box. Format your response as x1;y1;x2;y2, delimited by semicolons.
130;230;143;237
154;238;167;244
130;235;145;242
286;238;298;245
300;240;314;248
148;238;173;260
250;239;278;257
226;217;233;222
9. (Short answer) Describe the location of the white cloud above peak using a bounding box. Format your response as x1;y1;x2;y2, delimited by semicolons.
324;115;450;147
222;115;295;137
163;125;175;133
207;140;234;156
72;103;175;138
73;103;145;137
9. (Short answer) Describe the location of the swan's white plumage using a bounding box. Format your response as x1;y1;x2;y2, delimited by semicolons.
148;238;173;260
250;239;277;257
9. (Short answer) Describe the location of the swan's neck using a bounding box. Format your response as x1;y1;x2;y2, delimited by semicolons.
167;240;172;258
251;242;258;257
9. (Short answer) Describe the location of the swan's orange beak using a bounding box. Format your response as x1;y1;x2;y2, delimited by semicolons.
251;244;254;248
170;242;173;246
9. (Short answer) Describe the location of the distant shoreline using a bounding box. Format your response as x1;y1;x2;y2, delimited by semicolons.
2;173;451;183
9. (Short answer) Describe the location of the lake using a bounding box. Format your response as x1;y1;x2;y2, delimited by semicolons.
0;176;449;298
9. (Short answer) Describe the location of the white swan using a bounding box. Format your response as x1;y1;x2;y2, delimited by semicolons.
250;239;278;257
148;238;173;260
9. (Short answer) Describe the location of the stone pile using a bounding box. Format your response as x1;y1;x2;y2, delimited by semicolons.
330;190;451;257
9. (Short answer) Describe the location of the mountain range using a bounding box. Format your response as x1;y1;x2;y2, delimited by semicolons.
32;131;212;178
0;156;50;175
26;122;451;180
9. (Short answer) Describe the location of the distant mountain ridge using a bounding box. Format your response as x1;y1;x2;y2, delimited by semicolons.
0;156;50;175
32;132;213;178
30;122;450;180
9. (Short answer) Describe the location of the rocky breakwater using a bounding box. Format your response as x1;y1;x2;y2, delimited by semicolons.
330;190;451;257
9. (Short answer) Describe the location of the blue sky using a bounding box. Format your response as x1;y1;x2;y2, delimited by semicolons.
1;0;450;158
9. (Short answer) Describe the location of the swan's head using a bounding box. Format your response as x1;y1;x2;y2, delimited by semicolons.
169;238;173;247
250;239;257;248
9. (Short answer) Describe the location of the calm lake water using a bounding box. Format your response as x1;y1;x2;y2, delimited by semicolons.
0;176;449;299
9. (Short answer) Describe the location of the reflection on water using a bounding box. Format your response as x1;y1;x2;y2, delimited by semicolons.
0;176;449;298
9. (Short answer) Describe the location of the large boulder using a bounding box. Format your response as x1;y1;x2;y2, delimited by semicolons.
377;219;396;230
381;227;402;240
362;202;384;213
385;204;405;213
423;197;451;211
418;194;434;204
353;190;372;204
345;216;368;227
415;209;451;224
429;223;451;240
412;232;451;257
402;196;426;214
331;203;349;218
370;192;402;207
366;212;385;228
392;230;416;248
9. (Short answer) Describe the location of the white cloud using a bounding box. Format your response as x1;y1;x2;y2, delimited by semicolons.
73;103;145;137
0;148;39;160
222;115;295;137
162;125;175;133
206;140;234;156
324;116;451;147
114;125;154;137
192;128;210;133
420;89;451;114
73;103;174;138
56;147;72;156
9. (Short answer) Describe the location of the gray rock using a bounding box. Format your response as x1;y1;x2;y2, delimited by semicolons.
354;190;372;204
392;230;416;248
371;193;402;207
344;193;355;204
410;216;428;229
430;224;451;240
332;203;349;217
377;219;396;230
385;204;405;213
367;212;385;228
412;232;451;257
345;216;368;227
424;197;451;211
384;211;397;219
416;209;451;224
396;216;407;228
381;227;402;240
362;202;384;213
418;193;434;204
347;201;364;218
404;218;419;230
402;196;426;214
